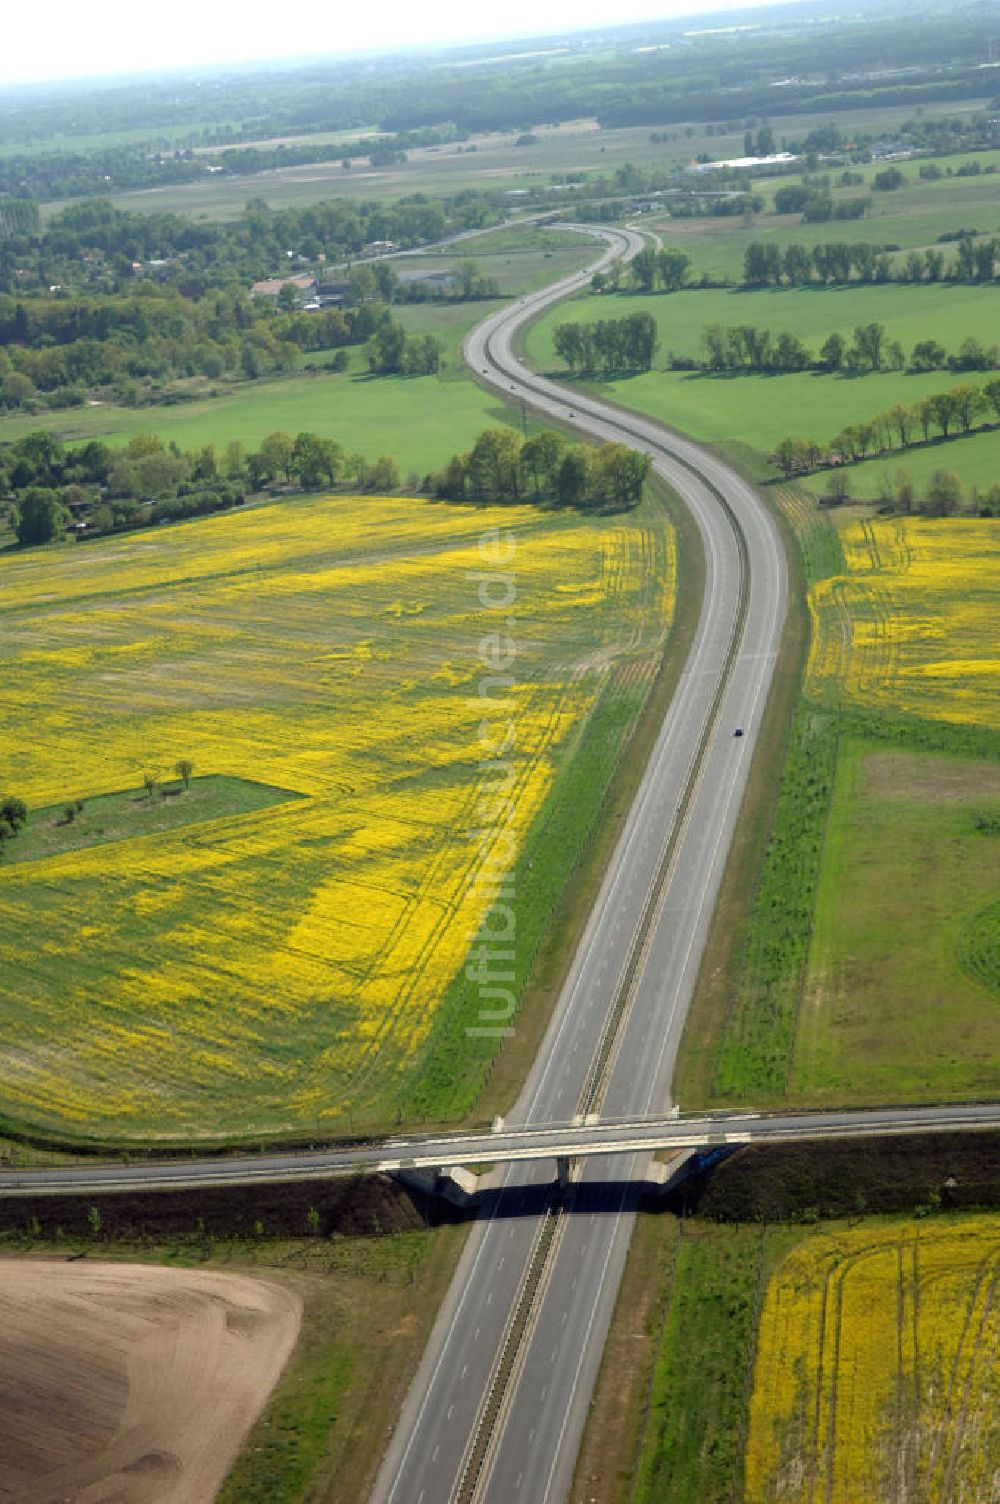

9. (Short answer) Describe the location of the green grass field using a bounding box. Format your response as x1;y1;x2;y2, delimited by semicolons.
0;363;517;474
630;1220;784;1504
525;282;1000;497
394;240;596;300
790;740;1000;1103
531;281;1000;367
1;775;301;868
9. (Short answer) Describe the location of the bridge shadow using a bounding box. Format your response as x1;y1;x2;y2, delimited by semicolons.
437;1162;721;1225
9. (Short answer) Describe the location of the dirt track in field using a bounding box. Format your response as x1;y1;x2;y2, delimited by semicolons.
0;1258;301;1503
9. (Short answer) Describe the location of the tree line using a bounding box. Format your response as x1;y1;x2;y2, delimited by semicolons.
769;379;1000;483
425;428;651;510
3;428;406;546
693;321;999;377
743;235;999;287
552;314;658;374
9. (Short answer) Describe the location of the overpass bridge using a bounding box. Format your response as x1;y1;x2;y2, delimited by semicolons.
1;1101;996;1199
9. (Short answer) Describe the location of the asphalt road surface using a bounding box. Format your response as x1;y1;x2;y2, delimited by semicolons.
3;1101;997;1197
2;228;993;1501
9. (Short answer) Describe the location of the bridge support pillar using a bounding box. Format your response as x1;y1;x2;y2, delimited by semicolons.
556;1155;571;1188
393;1166;480;1207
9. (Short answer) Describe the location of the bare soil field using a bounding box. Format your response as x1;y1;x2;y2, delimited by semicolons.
0;1259;301;1503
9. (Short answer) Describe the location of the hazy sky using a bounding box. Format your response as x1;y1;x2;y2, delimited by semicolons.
1;0;795;87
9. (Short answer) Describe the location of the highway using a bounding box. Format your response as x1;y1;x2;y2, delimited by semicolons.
2;1101;997;1197
4;227;987;1502
368;223;790;1504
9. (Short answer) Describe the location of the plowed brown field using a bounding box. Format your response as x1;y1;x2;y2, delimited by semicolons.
0;1258;301;1502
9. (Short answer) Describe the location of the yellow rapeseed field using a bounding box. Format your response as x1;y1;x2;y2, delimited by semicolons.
807;518;1000;730
745;1216;1000;1504
0;494;673;1138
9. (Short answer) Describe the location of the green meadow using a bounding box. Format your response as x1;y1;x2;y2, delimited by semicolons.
790;739;1000;1104
0;364;515;474
525;282;1000;496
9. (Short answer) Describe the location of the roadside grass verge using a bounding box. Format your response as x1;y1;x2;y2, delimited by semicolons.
629;1220;781;1504
403;480;700;1127
708;705;841;1102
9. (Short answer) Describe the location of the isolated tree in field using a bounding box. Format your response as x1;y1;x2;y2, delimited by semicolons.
0;796;27;834
950;384;984;433
924;469;962;516
142;772;157;801
929;391;960;439
175;759;194;789
982;378;1000;420
872;166;905;192
520;430;565;498
15;487;66;546
556;449;589;506
896;469;916;513
630;247;657;291
657;247;691;291
260;431;295;482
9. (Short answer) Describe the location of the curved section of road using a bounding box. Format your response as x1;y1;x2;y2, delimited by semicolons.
368;226;788;1504
0;226;783;1504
